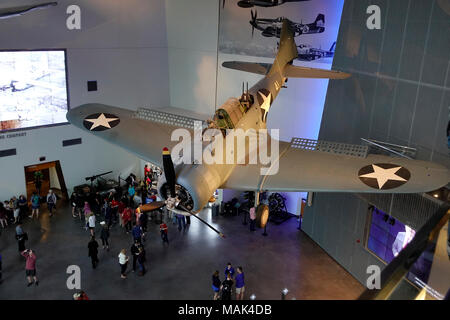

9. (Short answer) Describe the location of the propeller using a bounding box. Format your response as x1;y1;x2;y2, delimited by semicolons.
137;147;225;238
162;147;176;198
250;10;257;37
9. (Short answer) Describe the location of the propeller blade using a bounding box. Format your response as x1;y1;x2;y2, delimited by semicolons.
138;201;166;213
162;147;176;198
222;0;225;9
179;204;225;238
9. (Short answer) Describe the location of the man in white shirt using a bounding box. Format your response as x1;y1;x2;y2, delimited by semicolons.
88;213;96;237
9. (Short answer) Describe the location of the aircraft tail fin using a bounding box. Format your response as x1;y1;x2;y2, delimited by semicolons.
267;19;298;77
330;41;336;52
314;14;325;25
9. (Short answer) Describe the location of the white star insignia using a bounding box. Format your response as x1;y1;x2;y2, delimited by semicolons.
359;164;406;189
258;91;272;122
85;113;119;130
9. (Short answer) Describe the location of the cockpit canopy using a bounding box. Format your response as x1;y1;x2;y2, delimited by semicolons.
213;93;254;130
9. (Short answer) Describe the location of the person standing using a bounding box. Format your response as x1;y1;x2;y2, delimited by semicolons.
11;196;20;224
176;213;186;231
118;249;129;279
130;240;141;272
30;192;40;219
0;203;8;228
0;253;3;284
21;249;38;287
235;267;245;300
159;222;169;244
122;206;132;233
88;213;96;237
46;190;57;217
224;263;235;279
15;223;28;252
100;222;110;250
249;207;256;231
139;211;148;233
212;271;221;300
132;223;143;244
220;273;234;301
88;237;99;269
137;247;146;276
18;195;28;221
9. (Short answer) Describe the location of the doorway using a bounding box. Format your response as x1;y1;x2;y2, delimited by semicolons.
24;161;68;203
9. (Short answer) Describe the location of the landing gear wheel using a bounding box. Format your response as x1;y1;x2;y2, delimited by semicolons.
256;204;269;228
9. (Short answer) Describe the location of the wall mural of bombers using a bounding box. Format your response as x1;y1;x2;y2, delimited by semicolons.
219;0;343;64
68;21;450;238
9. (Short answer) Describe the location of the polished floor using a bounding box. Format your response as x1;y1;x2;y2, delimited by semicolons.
0;203;364;300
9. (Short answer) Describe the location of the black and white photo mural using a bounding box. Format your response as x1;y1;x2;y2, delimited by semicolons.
219;0;344;65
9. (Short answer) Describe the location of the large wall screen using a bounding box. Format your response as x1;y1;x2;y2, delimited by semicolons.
0;50;69;132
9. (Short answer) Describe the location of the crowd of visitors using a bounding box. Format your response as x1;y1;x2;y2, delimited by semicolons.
0;165;252;300
211;263;245;300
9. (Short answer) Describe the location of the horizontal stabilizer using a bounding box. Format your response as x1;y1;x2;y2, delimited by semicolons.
222;61;272;75
284;64;351;79
223;61;351;79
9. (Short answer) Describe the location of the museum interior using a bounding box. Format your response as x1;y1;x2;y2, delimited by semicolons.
0;0;449;301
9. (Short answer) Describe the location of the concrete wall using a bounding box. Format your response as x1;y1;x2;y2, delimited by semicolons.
0;0;170;199
303;0;450;286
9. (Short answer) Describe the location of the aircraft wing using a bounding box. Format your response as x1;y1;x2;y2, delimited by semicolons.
221;140;449;193
0;2;57;19
66;104;205;168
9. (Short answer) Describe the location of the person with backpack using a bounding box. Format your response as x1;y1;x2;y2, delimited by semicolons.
87;236;99;269
46;190;57;217
220;273;234;300
30;192;40;219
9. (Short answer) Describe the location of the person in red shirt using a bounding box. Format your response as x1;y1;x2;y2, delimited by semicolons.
121;207;132;233
144;164;150;177
160;222;169;244
21;249;38;287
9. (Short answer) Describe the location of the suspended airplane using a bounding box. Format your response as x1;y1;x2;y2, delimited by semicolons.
0;2;57;20
250;10;325;38
297;42;336;61
67;20;449;237
222;0;310;8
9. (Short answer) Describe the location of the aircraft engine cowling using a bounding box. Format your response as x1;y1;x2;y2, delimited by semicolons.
157;163;224;213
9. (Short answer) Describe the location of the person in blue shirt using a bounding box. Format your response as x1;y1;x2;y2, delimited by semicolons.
132;223;143;244
235;266;245;300
224;262;235;279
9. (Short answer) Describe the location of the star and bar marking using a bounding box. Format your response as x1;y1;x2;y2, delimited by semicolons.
358;163;411;190
83;113;120;131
